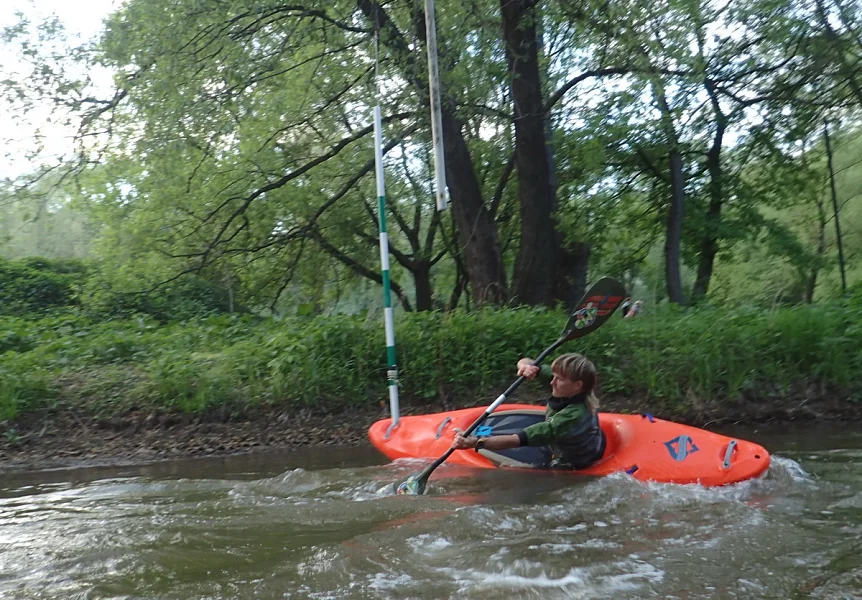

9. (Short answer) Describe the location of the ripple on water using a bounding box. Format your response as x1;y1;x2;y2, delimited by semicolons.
0;435;860;600
437;556;664;598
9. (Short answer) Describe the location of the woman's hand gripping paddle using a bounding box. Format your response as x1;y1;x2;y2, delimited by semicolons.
390;277;627;495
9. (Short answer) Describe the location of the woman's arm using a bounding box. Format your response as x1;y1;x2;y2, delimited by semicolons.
452;432;521;451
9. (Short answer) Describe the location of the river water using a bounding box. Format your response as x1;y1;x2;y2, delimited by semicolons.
1;425;860;599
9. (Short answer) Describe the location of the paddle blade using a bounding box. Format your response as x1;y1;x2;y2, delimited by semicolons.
563;277;627;340
391;472;427;496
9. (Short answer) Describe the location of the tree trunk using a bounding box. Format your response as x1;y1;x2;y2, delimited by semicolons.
650;76;686;306
412;263;434;311
665;150;687;305
692;80;727;302
501;0;560;306
806;194;827;303
357;0;507;306
823;119;848;293
440;111;508;304
555;241;591;310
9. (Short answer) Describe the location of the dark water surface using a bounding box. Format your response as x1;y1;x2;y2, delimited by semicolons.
1;426;861;599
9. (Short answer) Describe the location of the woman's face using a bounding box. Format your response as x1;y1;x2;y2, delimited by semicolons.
550;371;583;398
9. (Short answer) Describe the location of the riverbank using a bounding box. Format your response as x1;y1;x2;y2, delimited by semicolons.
3;388;860;473
3;302;862;472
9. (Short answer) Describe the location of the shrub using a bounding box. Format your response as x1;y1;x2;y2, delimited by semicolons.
0;258;84;316
1;301;860;420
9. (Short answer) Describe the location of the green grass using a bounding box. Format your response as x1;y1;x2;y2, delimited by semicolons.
1;300;860;423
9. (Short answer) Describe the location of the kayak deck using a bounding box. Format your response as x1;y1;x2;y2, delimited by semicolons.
369;404;770;487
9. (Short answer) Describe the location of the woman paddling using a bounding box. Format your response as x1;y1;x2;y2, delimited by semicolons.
452;353;606;469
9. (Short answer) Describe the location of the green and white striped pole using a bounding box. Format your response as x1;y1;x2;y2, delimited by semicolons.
373;106;400;434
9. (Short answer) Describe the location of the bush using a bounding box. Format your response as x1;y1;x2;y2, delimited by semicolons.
83;275;236;322
1;301;860;420
0;258;85;316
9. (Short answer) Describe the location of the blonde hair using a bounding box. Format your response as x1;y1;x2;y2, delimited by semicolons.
551;353;599;414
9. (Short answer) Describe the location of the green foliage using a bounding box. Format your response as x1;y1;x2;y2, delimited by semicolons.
612;302;862;408
5;0;862;312
396;308;562;399
1;304;860;423
82;274;236;322
0;253;233;322
0;362;57;422
0;257;85;315
710;125;862;304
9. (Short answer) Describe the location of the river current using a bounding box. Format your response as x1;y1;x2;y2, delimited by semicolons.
1;426;860;599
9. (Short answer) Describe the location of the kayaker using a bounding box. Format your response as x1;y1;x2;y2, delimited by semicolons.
452;353;606;469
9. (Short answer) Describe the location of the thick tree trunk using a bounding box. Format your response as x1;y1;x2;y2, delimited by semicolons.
555;241;591;310
447;266;467;311
441;111;507;304
692;194;720;302
501;0;560;306
412;263;434;311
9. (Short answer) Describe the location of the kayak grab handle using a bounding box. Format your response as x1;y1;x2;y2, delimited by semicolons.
722;440;738;469
435;417;452;439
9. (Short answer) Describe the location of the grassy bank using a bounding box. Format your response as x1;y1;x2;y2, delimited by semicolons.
2;299;861;427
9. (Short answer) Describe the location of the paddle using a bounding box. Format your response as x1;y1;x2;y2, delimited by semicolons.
390;276;627;495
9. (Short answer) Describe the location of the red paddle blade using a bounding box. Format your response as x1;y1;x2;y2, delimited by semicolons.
563;277;627;340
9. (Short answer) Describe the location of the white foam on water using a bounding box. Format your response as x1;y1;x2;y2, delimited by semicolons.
530;538;621;552
296;548;339;576
240;468;325;496
581;538;623;550
488;547;510;562
528;542;577;554
463;505;528;533
633;472;798;515
737;577;767;591
414;534;452;551
553;522;588;533
540;456;815;515
454;566;587;590
441;557;664;596
324;480;389;502
406;533;453;560
366;571;414;592
229;466;394;505
601;560;665;591
768;456;814;483
374;482;396;496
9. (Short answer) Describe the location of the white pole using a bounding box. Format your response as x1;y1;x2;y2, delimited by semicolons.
424;0;448;211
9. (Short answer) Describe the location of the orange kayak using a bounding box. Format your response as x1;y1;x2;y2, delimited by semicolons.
369;404;770;487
